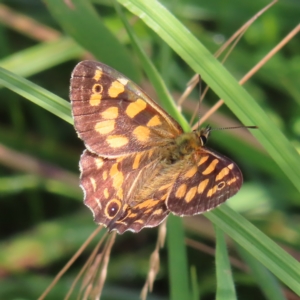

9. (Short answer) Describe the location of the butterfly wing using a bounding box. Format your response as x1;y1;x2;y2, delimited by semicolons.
166;147;243;216
80;149;169;234
70;60;183;158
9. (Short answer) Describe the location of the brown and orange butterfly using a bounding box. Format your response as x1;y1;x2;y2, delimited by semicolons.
70;61;242;234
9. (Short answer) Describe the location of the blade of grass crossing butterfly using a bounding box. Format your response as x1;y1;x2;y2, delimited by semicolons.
114;1;190;132
215;226;237;300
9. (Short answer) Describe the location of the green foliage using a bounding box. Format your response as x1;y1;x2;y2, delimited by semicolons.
0;0;299;299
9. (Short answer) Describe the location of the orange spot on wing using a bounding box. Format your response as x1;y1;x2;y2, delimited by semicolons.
227;177;237;185
183;166;198;178
109;163;119;177
128;213;138;218
158;182;173;191
198;179;209;194
136;199;158;209
185;186;197;203
228;163;234;170
216;167;230;181
175;184;187;198
133;126;150;142
95;157;104;169
132;152;142;169
113;171;124;189
101;107;118;119
202;159;219;175
118;77;128;86
106;135;129;148
152;209;163;215
104;188;109;199
93;69;103;81
147;115;162;127
102;171;108;180
117;188;123;199
108;80;125;97
126;99;147;118
89;93;101;106
95;197;102;209
90;177;97;192
148;149;154;158
207;185;218;197
198;155;209;166
95;120;115;134
133;219;144;224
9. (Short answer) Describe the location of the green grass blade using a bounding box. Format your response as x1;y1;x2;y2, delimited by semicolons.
206;205;300;295
114;1;189;131
190;266;200;300
236;244;286;300
45;0;140;82
118;0;300;194
0;37;84;77
0;67;72;124
215;226;236;300
167;215;190;300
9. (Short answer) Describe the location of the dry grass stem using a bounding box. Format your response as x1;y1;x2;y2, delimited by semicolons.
67;233;107;300
141;221;167;300
197;24;300;127
38;225;104;300
93;232;116;299
0;143;79;188
0;4;60;41
174;1;277;128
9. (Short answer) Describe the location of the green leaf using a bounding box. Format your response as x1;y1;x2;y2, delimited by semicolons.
236;244;286;300
206;205;300;294
215;226;236;300
0;37;84;77
45;0;140;82
0;67;72;124
167;215;190;300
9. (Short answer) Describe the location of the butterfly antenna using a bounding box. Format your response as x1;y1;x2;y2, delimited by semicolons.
210;125;258;131
196;75;202;133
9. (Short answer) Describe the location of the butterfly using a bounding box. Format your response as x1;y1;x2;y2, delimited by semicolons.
70;60;242;234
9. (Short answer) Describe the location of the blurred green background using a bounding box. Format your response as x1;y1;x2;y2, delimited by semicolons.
0;0;299;299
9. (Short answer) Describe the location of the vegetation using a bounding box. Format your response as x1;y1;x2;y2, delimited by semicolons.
0;0;299;299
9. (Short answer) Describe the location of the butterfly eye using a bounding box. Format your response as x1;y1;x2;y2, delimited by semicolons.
200;135;207;145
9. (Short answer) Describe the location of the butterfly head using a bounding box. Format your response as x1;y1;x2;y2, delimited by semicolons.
196;125;212;146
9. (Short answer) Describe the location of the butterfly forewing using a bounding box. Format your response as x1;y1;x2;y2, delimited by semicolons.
70;60;182;158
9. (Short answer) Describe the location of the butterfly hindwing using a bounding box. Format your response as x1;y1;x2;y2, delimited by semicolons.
166;148;243;216
80;149;170;234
